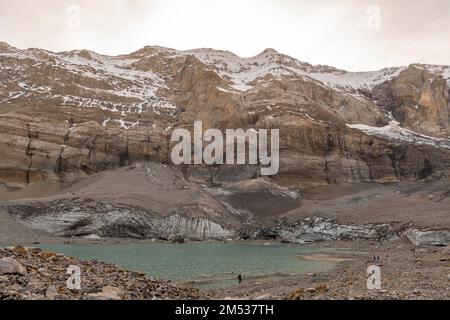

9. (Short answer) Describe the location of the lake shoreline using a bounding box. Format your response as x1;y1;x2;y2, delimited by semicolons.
208;239;449;300
1;204;448;300
2;238;448;300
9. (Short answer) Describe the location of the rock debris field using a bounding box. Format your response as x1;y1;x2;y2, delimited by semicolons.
0;246;205;300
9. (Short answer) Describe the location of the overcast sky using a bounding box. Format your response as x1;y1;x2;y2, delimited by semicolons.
0;0;449;71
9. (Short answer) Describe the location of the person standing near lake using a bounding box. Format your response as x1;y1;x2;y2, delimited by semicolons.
238;274;243;284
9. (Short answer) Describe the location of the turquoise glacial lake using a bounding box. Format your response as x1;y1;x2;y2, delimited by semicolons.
24;243;344;289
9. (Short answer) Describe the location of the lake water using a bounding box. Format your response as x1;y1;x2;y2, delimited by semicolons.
26;243;344;289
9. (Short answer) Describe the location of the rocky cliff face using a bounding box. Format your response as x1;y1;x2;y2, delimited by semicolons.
1;43;449;189
390;65;450;137
1;42;449;245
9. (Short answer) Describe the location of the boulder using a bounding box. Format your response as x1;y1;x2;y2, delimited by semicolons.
13;246;28;255
39;251;57;259
25;278;46;294
405;229;450;246
45;285;58;300
88;286;123;300
0;257;27;276
168;234;185;243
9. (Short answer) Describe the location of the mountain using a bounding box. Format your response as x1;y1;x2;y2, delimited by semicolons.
0;42;449;245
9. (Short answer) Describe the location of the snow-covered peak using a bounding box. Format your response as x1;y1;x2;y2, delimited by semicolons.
0;42;179;115
257;48;280;56
159;46;405;93
51;44;438;94
306;67;406;91
59;49;101;60
175;48;317;91
1;41;449;121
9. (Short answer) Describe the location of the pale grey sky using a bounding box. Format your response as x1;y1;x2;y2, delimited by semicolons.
0;0;449;71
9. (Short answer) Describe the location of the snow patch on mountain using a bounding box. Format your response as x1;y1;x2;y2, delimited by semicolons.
347;121;450;149
0;47;180;114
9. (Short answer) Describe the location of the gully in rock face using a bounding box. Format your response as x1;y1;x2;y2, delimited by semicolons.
170;121;280;176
